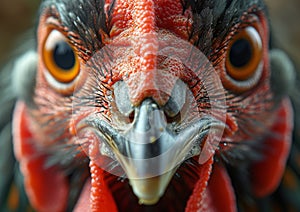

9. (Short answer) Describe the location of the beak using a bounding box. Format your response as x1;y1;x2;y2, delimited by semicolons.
83;97;223;205
73;29;228;205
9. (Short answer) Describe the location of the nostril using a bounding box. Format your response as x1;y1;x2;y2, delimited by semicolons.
164;110;181;124
128;110;135;123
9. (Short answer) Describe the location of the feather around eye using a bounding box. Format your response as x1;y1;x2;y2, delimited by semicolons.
42;29;81;89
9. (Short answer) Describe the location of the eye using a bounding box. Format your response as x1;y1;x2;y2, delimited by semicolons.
43;30;80;84
225;26;263;82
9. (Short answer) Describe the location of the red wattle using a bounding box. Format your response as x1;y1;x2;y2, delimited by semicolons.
207;163;237;212
74;140;117;212
251;98;293;197
185;157;213;211
13;101;69;212
186;158;237;212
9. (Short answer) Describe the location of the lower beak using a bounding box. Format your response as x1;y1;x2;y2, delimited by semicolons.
129;169;177;205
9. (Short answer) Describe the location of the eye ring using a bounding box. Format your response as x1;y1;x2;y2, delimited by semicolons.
42;30;80;84
226;26;263;81
221;22;265;93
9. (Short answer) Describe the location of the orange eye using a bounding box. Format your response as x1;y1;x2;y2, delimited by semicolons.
226;26;262;81
43;30;80;83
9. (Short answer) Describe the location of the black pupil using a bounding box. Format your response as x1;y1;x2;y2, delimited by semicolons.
229;38;252;68
53;42;75;70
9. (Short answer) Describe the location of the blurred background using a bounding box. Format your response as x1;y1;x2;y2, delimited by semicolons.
0;0;299;68
0;0;39;63
265;0;300;69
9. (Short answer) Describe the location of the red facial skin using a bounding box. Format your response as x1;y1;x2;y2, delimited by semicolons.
12;0;293;211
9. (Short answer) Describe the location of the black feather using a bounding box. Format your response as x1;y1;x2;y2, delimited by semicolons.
185;0;266;55
39;0;111;56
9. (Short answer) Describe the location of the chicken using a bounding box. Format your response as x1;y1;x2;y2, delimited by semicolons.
1;0;299;211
